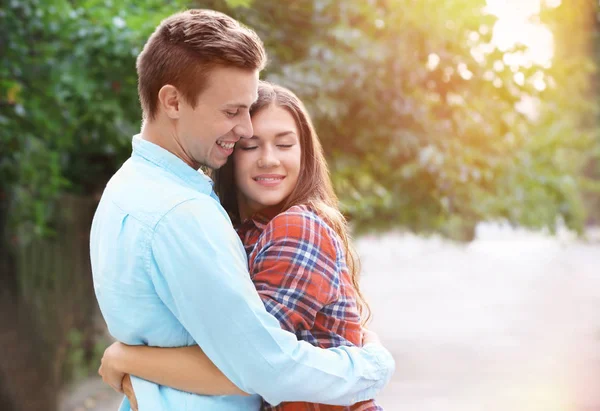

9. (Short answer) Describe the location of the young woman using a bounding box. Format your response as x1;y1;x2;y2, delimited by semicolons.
99;82;384;411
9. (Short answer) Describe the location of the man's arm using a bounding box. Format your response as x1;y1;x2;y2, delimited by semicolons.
150;198;395;406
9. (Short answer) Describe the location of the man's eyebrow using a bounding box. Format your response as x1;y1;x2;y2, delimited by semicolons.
224;103;249;109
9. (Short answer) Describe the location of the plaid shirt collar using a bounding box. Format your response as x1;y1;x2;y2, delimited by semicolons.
237;205;282;235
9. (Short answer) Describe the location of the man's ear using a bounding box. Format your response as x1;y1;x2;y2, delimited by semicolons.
158;85;180;119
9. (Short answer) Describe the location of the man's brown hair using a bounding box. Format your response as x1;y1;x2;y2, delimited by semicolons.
136;9;267;120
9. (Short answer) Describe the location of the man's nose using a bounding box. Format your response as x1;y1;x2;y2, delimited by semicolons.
234;112;253;139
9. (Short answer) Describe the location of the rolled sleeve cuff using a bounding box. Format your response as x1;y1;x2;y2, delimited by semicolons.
351;343;396;403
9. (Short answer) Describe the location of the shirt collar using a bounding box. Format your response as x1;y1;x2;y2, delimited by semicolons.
131;134;214;195
238;205;282;233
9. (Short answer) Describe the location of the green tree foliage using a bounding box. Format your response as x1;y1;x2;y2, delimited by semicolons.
1;0;599;240
543;0;600;224
240;0;600;237
1;0;143;237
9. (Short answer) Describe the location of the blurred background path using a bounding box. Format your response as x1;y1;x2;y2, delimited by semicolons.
61;224;600;411
361;225;600;411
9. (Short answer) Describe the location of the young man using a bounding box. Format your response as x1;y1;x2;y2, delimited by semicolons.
90;9;394;410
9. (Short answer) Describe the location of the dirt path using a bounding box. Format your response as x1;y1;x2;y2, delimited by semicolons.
359;225;600;410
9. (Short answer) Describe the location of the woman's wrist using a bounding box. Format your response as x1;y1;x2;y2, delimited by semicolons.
99;341;130;392
104;341;130;374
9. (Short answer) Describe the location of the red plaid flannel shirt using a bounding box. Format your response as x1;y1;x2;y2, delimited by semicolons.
236;205;383;411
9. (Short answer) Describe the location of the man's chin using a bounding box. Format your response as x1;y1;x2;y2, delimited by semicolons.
209;157;231;170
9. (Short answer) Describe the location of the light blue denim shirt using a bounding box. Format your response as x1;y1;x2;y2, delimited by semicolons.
90;135;395;411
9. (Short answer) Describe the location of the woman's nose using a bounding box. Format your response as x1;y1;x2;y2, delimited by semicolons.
258;148;280;168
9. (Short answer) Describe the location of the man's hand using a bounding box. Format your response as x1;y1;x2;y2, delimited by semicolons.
362;328;382;346
122;374;139;411
98;342;127;392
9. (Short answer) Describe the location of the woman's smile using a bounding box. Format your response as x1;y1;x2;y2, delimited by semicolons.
253;174;286;187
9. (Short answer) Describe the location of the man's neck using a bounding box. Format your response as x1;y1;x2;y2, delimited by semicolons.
141;119;198;169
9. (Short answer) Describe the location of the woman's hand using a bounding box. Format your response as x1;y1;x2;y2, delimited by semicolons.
122;374;139;411
99;343;138;409
362;328;382;345
98;341;128;392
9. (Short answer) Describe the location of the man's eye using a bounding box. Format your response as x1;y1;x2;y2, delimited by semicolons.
226;110;239;118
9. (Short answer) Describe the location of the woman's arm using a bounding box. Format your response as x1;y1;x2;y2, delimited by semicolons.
100;341;248;396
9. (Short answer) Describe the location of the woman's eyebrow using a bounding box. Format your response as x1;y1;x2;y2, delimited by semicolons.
274;131;297;138
249;131;296;139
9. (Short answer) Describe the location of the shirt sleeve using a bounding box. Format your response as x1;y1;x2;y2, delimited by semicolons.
250;210;340;334
149;198;395;406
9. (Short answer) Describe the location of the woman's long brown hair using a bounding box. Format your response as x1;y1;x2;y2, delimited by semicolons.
214;81;371;325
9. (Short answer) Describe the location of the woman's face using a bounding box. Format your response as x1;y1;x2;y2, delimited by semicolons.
234;104;302;220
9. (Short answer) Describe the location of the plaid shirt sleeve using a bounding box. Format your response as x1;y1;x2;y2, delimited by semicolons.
250;208;341;333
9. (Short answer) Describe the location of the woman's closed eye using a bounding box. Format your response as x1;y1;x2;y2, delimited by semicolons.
239;145;258;151
277;144;294;149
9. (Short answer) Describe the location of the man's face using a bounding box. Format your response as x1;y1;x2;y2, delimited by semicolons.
178;66;259;170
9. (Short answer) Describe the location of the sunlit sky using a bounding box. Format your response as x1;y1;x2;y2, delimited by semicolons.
485;0;560;67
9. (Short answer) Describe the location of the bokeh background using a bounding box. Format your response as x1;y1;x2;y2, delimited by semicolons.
1;0;599;410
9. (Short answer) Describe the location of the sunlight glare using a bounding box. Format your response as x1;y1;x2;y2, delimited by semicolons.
427;53;441;71
485;0;557;67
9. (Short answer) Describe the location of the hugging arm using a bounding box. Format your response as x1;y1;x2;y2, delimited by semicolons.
147;198;394;406
100;342;246;396
101;210;339;397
